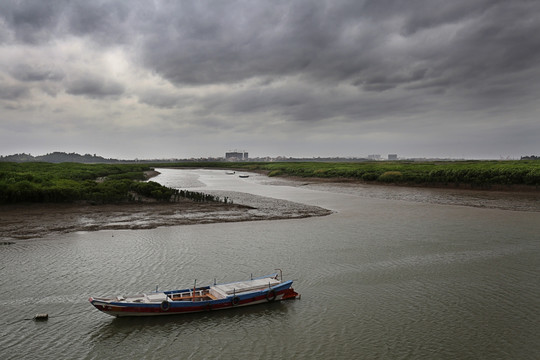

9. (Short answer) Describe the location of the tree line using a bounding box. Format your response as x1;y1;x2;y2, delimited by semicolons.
257;161;540;187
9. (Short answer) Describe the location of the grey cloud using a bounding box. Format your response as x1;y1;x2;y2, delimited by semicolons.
353;69;428;92
11;64;64;82
138;91;192;109
3;0;539;99
1;0;539;159
0;0;67;44
0;0;131;45
137;1;372;85
460;4;540;75
397;0;500;36
0;82;28;100
65;76;124;99
196;81;428;125
134;0;540;107
138;94;180;109
65;1;131;44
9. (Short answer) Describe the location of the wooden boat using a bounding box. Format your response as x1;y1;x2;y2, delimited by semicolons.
89;271;299;317
238;174;249;178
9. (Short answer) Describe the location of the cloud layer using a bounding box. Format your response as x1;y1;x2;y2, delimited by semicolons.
1;0;539;158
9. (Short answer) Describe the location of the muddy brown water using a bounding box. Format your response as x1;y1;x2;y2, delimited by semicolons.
1;169;539;359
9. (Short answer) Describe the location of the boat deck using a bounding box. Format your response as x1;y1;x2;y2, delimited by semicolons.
210;277;280;299
97;276;281;304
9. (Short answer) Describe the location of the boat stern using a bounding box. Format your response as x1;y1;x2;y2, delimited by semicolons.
281;287;300;300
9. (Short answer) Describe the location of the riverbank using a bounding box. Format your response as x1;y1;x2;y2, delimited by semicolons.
247;170;539;193
0;193;331;241
3;171;539;242
262;175;540;212
157;159;540;190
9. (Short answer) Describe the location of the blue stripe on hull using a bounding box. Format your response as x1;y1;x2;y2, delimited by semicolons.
91;281;293;317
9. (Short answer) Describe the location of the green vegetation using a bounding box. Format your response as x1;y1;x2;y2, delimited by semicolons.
2;160;538;205
151;160;540;188
0;162;227;204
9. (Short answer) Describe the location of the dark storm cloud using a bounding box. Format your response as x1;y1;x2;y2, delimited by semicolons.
196;81;429;125
0;0;66;44
417;2;540;89
1;0;539;159
65;1;131;44
128;0;540;113
138;0;373;85
84;0;537;126
0;0;131;45
2;0;539;96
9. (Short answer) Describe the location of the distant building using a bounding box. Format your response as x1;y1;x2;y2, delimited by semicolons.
225;151;249;160
388;154;398;160
368;154;381;160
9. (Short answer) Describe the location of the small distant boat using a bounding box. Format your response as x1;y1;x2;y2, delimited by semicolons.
226;171;235;175
238;174;249;178
89;271;299;317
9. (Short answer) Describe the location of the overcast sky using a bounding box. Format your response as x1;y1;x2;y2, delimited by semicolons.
1;0;539;159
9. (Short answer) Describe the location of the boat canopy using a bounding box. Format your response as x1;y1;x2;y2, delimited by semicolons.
210;277;280;299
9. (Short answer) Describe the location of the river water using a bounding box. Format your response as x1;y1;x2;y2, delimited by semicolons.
1;169;539;359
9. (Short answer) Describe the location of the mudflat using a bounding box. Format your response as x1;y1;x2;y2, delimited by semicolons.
0;194;331;241
0;201;246;240
3;174;537;241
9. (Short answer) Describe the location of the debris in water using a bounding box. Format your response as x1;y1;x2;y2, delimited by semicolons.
33;314;49;321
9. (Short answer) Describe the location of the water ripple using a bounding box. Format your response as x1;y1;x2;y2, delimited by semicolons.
1;169;539;359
